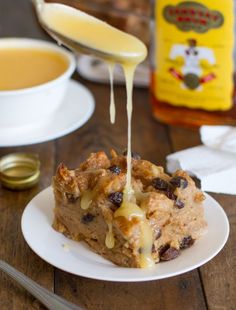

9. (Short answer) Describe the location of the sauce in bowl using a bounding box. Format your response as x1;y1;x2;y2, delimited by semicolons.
0;48;68;91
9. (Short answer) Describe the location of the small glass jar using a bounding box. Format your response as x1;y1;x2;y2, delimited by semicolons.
150;0;236;127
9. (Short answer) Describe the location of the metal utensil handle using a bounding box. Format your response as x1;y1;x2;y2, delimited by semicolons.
0;260;83;310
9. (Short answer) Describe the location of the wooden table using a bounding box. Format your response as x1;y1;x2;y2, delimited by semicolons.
0;1;235;309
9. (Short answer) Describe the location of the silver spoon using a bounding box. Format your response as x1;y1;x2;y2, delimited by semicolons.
32;0;145;63
0;259;84;310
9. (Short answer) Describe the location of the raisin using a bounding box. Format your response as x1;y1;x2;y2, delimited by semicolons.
192;177;201;189
158;244;170;256
170;176;188;189
180;236;195;249
138;247;143;254
160;246;180;261
174;199;185;209
66;193;78;203
81;213;95;224
108;165;121;175
152;178;169;190
108;192;123;207
165;187;177;200
123;150;141;160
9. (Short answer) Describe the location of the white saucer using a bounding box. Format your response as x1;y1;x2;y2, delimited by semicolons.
21;187;229;282
0;80;95;147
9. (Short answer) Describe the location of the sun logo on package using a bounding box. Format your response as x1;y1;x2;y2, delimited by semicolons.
168;39;216;91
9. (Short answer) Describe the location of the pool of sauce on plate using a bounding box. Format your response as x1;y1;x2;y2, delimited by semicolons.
40;2;153;268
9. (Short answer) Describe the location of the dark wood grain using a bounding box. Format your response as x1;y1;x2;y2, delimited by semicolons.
169;126;236;310
0;1;235;310
199;193;236;310
0;143;55;310
55;270;206;310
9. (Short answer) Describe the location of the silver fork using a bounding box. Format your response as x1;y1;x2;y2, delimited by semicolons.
0;259;84;310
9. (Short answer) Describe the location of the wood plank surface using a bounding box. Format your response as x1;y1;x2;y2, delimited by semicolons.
169;127;236;310
0;143;55;310
0;1;234;310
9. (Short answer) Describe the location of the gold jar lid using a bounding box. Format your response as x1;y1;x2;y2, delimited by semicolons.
0;153;40;190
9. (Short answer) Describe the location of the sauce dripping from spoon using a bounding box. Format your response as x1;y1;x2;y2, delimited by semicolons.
108;63;116;124
34;0;153;268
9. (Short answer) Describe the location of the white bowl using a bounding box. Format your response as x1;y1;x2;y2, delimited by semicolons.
0;38;76;127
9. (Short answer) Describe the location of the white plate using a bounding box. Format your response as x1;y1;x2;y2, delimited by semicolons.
21;187;229;282
0;80;94;147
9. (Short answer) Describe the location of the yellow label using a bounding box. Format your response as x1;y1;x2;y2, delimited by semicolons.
153;0;234;111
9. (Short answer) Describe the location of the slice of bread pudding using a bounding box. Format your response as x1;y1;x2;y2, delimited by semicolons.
52;150;207;268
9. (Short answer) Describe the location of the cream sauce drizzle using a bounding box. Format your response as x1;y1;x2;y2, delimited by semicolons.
108;63;116;124
114;199;145;220
139;223;154;268
114;197;154;268
80;190;94;210
39;2;154;268
122;65;135;197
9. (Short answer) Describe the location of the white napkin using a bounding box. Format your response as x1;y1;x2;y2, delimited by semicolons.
77;55;149;88
167;126;236;195
200;125;236;154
